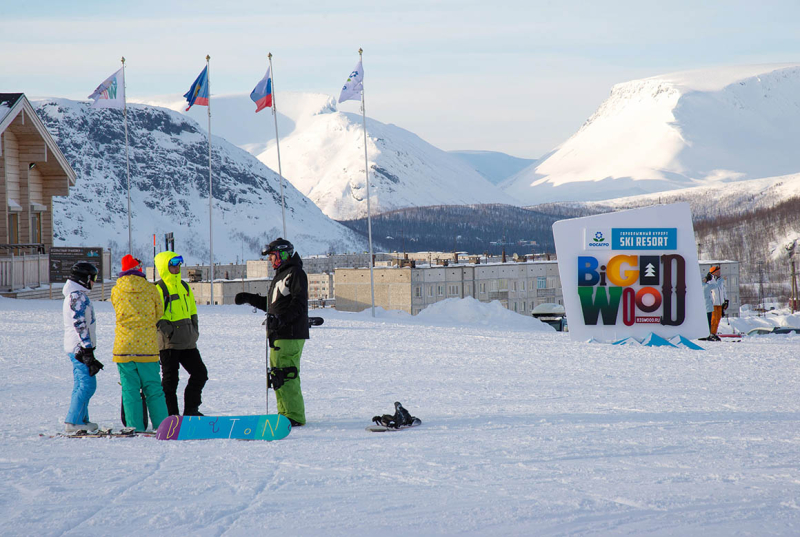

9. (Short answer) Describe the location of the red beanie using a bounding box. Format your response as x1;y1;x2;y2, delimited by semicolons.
121;254;142;272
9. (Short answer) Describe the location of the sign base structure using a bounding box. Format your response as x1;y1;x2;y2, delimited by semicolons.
155;414;292;441
612;333;704;350
553;203;708;342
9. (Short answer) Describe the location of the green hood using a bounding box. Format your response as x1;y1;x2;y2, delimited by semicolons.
154;251;183;291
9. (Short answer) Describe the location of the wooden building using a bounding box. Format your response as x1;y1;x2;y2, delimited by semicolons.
0;93;75;250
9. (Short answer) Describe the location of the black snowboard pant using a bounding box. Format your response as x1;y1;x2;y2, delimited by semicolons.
160;348;208;416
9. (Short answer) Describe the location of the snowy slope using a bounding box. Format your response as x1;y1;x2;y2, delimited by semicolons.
448;149;536;185
33;99;366;265
144;92;514;221
3;297;800;535
503;64;800;204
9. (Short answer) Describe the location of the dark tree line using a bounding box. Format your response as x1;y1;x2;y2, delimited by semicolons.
338;204;568;256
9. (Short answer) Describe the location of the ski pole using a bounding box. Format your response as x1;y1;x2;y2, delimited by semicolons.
264;315;270;415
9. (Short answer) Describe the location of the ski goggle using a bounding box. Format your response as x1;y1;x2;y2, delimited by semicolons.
168;256;184;267
89;273;98;282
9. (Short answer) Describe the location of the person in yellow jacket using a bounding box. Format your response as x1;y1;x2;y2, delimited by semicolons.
154;251;208;416
111;254;169;431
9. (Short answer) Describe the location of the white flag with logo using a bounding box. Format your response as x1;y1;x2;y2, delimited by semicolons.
88;68;125;109
338;59;363;103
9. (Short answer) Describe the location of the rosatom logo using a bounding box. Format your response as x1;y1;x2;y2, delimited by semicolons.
577;227;686;327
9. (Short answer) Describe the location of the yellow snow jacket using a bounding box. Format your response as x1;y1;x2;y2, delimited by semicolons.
111;273;164;363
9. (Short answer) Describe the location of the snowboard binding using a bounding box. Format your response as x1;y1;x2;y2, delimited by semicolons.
268;366;298;390
372;402;420;429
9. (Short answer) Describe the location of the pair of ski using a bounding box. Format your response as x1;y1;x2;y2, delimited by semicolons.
43;427;155;439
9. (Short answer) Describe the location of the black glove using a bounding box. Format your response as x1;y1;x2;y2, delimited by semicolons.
87;358;104;377
75;346;95;365
235;292;256;306
267;313;284;332
723;300;729;311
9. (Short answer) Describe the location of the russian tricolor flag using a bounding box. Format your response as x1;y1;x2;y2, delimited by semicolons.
250;66;273;113
184;66;210;111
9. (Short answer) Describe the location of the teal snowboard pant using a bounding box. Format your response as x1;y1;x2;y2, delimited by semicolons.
118;362;169;432
270;339;306;425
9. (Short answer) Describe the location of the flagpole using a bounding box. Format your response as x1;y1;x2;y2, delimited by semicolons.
358;48;376;317
207;54;215;305
122;56;132;255
268;52;287;238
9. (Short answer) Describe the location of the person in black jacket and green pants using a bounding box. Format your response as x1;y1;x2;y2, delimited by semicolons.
235;238;308;426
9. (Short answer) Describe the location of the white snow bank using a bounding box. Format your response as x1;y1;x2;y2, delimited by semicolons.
729;308;800;334
417;297;554;331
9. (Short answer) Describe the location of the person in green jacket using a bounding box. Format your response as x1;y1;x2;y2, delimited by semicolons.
154;251;208;416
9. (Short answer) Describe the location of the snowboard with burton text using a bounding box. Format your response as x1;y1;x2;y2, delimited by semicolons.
156;414;292;441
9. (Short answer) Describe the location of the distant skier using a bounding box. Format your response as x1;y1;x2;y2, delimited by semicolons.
111;254;169;431
701;272;714;339
708;265;728;341
235;238;308;426
154;251;208;416
62;262;104;433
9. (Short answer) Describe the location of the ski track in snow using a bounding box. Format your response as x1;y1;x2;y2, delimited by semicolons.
2;298;800;535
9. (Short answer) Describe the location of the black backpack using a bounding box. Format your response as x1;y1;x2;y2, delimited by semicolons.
156;279;191;310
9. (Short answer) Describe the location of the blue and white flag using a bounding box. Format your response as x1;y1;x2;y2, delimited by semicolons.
338;59;363;103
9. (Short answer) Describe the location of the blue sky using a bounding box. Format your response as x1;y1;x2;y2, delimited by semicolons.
2;1;800;158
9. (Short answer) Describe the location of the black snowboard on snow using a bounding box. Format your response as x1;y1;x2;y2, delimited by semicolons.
308;317;324;327
368;402;421;432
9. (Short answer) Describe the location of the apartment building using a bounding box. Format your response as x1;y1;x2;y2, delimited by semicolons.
335;260;563;315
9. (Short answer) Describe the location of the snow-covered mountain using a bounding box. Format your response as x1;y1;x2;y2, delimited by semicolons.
448;150;536;185
143;93;514;221
503;64;800;204
34;99;367;266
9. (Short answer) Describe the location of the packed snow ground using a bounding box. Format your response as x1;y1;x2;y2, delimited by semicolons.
2;297;800;536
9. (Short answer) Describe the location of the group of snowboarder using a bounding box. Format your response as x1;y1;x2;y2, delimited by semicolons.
62;237;308;434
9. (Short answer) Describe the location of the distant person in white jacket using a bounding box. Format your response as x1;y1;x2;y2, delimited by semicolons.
702;273;715;338
708;265;728;341
62;262;104;433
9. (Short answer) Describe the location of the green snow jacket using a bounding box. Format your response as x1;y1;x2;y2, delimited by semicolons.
154;251;199;350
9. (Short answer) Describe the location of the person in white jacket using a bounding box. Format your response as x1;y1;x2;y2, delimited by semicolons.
702;273;715;339
708;265;728;341
62;262;104;433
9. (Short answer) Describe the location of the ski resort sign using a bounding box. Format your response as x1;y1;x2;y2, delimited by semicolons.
553;203;706;342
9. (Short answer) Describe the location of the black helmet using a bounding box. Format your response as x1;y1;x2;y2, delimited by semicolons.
69;262;99;288
262;238;294;260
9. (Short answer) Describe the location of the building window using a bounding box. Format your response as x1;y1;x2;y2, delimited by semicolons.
512;281;517;291
480;282;486;294
537;277;546;289
513;302;517;312
521;280;525;291
8;214;19;244
31;213;42;243
428;285;434;297
437;285;444;296
414;286;422;298
448;285;459;296
521;301;526;312
490;280;498;292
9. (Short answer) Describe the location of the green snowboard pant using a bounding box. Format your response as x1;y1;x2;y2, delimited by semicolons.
270;339;306;425
118;362;169;432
